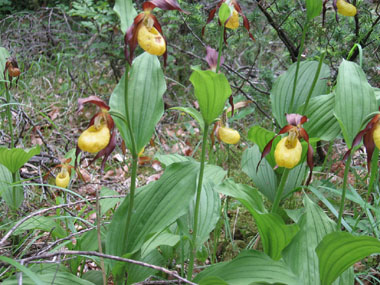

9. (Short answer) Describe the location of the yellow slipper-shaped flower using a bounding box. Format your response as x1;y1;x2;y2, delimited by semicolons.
56;170;70;188
337;0;357;17
78;124;111;153
219;126;240;144
274;137;302;169
138;25;166;56
373;124;380;149
225;9;239;30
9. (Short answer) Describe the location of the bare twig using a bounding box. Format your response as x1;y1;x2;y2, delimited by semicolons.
254;0;298;62
21;110;54;154
18;250;196;285
180;14;206;48
0;195;125;247
168;43;270;95
230;84;276;125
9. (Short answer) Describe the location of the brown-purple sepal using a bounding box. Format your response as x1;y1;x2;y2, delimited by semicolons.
144;0;189;13
87;131;117;173
77;96;110;113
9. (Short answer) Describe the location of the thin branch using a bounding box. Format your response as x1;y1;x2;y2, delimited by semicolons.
348;13;380;61
180;14;206;48
230;84;276;126
18;250;196;285
168;44;270;96
254;0;298;62
0;195;125;247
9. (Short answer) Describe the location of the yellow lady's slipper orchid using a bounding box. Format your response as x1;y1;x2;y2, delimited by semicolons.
202;0;254;41
373;123;380;149
344;111;380;172
219;126;240;144
78;124;111;154
274;136;302;169
46;158;75;189
137;25;166;56
336;0;357;17
75;96;117;172
225;9;239;30
56;168;70;188
258;114;314;185
125;0;187;65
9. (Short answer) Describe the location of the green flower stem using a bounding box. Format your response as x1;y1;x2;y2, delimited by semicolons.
367;148;379;201
216;25;225;73
12;172;17;211
5;88;14;148
271;168;290;214
187;122;209;280
123;63;139;247
289;20;309;113
301;51;326;114
337;155;351;231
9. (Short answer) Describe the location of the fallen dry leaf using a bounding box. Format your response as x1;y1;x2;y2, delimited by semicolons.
48;105;60;121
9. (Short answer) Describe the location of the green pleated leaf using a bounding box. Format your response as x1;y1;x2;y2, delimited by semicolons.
1;261;95;285
0;163;12;197
194;250;301;285
317;232;380;285
215;178;298;261
126;249;165;285
1;169;23;210
375;88;380;104
186;164;226;246
215;178;266;214
12;215;66;238
242;145;278;202
141;232;180;258
110;52;166;153
82;271;103;285
334;60;377;148
199;276;228;285
301;93;340;141
153;147;222;254
283;195;354;285
154;153;194;167
0;47;10;81
283;162;307;197
3;270;94;285
190;70;231;125
253;213;299;260
0;256;44;285
247;125;278;167
271;61;330;126
78;227;106;252
106;162;198;263
0;146;40;174
170;106;205;131
99;187;123;216
113;0;137;34
306;0;322;20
